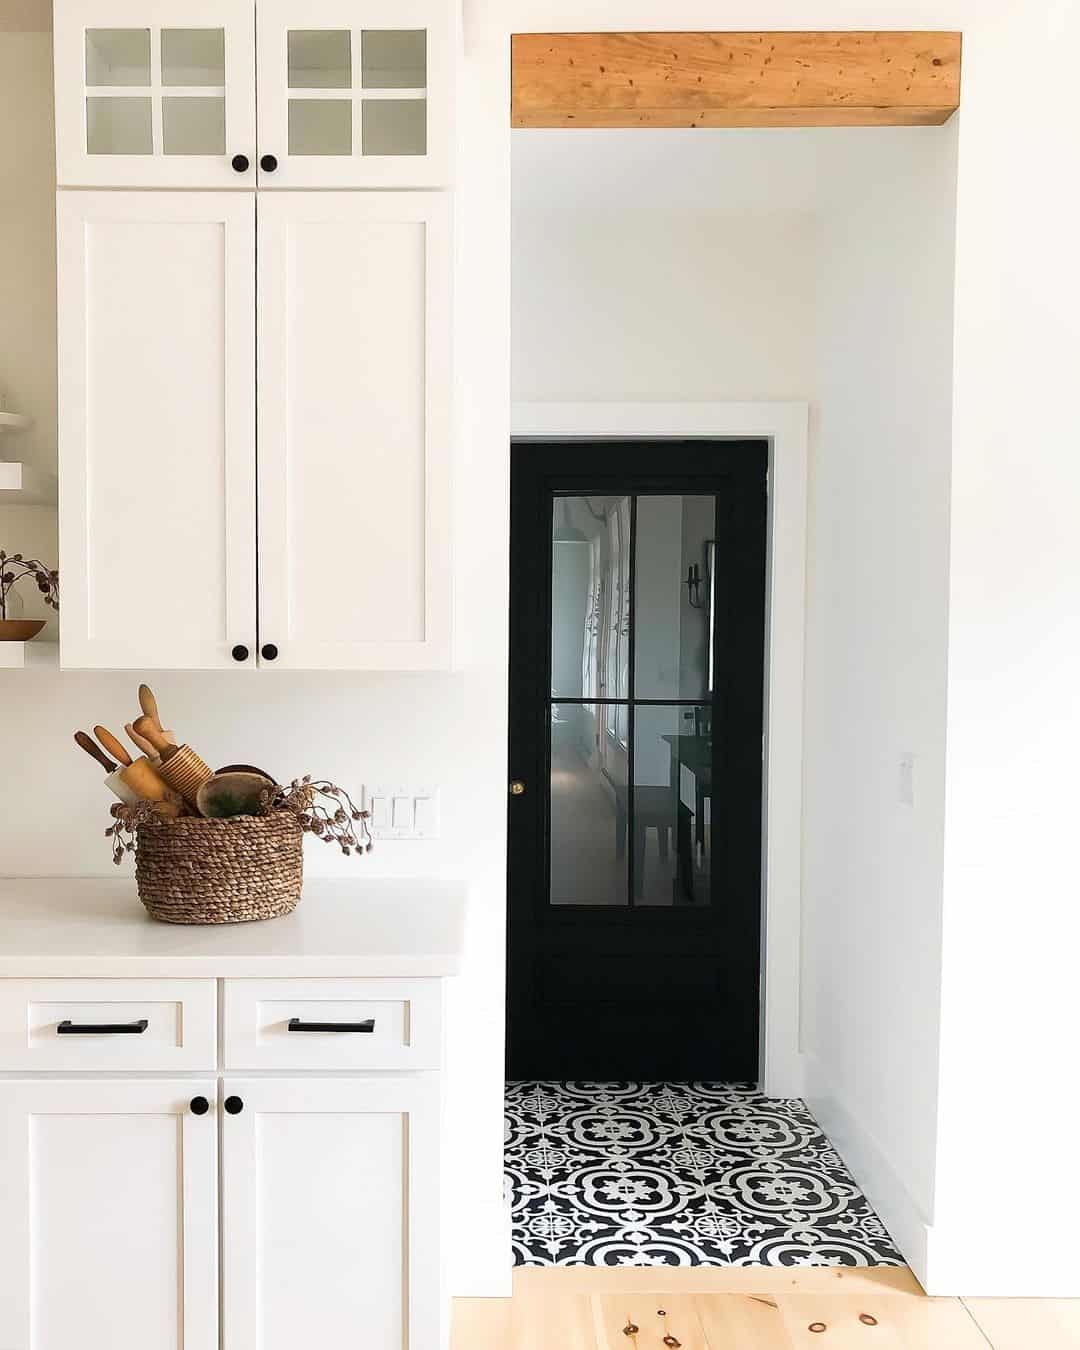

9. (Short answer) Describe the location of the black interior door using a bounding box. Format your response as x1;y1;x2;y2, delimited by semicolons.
507;440;768;1080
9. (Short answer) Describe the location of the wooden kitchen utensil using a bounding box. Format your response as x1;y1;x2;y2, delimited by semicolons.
74;730;140;806
138;684;177;747
125;722;160;760
92;726;182;817
132;715;213;809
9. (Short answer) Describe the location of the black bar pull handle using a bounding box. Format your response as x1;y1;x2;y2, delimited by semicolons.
287;1017;375;1034
57;1018;149;1035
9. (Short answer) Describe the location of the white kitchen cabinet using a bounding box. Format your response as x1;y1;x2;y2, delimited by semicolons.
0;880;465;1350
222;1076;441;1350
52;0;453;191
257;192;452;669
0;1078;219;1350
57;191;257;670
255;0;453;189
53;0;256;188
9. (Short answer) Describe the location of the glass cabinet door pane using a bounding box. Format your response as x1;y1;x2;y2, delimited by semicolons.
85;29;150;86
289;99;352;155
288;30;352;88
86;97;153;154
550;703;628;906
361;30;426;88
550;496;623;700
633;705;712;906
162;97;225;155
361;99;426;156
161;29;225;86
634;494;716;700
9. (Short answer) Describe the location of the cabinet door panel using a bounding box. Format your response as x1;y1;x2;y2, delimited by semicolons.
54;0;256;188
58;192;257;669
256;0;453;188
0;1079;217;1350
257;192;451;669
222;1076;441;1350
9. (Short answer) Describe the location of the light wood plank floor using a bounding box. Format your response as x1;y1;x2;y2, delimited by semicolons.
452;1268;1080;1348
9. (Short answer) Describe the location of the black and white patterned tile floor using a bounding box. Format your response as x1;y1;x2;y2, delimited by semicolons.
505;1082;904;1268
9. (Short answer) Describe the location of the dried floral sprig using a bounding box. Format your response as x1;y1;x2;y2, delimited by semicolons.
0;550;59;621
267;777;373;857
104;777;373;865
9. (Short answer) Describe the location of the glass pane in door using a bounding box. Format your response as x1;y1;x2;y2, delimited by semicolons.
86;97;153;154
85;29;150;86
361;100;426;156
361;30;426;88
634;704;713;906
550;702;627;906
162;97;225;155
288;30;352;88
634;494;716;700
550;495;624;700
289;99;352;155
161;29;225;85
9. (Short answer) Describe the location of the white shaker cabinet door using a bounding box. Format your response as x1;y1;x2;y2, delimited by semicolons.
57;191;257;670
255;0;454;189
53;0;256;188
256;192;451;669
0;1079;218;1350
221;1076;443;1350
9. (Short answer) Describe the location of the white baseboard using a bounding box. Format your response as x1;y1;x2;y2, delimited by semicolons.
802;1053;932;1285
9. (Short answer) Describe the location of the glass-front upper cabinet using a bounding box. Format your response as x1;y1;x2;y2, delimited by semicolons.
53;0;256;190
54;0;256;187
255;0;453;188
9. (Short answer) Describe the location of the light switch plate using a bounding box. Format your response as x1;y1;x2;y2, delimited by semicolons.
362;785;440;840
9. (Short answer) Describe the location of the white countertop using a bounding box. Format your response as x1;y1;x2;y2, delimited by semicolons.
0;878;467;978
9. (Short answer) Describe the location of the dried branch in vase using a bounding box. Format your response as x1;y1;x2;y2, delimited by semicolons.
0;550;59;621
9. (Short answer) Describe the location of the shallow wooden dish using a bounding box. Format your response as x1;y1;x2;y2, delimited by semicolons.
0;619;46;642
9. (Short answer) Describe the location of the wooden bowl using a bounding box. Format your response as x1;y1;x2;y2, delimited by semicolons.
0;619;45;642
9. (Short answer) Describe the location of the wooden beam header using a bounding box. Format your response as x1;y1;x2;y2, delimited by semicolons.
512;31;961;129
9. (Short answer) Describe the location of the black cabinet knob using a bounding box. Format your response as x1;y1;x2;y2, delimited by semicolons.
231;644;250;662
261;643;279;662
224;1095;244;1115
260;154;278;173
189;1096;210;1116
231;153;250;173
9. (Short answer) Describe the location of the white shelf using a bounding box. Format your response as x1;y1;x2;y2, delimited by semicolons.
0;412;30;433
0;461;57;505
0;641;58;671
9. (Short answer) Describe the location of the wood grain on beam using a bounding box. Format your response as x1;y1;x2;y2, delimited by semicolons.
512;32;961;129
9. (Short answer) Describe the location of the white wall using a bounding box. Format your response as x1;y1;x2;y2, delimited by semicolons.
800;127;958;1278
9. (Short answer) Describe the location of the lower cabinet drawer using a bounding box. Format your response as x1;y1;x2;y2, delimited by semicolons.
0;978;217;1071
222;978;442;1071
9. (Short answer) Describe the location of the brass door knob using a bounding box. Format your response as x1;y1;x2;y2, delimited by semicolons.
509;780;526;796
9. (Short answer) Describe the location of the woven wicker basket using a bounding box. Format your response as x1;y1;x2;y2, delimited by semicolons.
134;811;303;925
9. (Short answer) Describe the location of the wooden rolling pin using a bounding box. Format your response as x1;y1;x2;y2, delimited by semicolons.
125;722;160;761
132;716;212;809
138;684;177;747
94;726;181;818
74;731;140;806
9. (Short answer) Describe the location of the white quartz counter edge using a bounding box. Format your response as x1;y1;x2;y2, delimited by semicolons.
0;877;468;980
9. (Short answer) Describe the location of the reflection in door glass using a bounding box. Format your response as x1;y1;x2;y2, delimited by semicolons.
550;496;624;700
634;494;716;700
549;702;627;906
634;704;712;906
